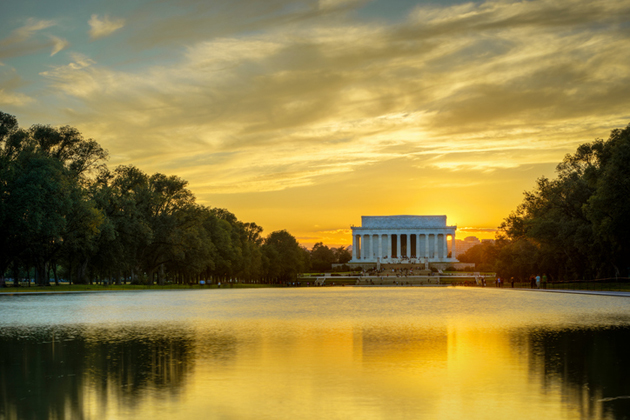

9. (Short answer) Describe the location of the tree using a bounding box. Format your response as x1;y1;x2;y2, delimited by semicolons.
262;230;307;282
333;246;352;264
584;127;630;276
310;242;335;271
0;110;309;286
0;112;107;285
497;124;630;279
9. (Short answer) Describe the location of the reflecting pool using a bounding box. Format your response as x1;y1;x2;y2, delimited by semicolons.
1;288;630;419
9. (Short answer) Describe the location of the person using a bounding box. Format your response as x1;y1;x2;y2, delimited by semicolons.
542;273;548;289
510;277;515;288
535;275;541;289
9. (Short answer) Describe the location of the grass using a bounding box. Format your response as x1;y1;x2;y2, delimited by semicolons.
6;280;627;293
0;282;279;293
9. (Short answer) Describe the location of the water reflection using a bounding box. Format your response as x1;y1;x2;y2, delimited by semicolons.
1;290;630;419
526;327;630;419
0;325;197;420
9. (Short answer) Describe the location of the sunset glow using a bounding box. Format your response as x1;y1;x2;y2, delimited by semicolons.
2;0;629;247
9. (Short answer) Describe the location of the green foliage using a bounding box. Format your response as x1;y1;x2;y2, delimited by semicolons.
496;124;630;280
0;112;107;285
310;242;335;271
456;242;498;271
0;111;303;285
262;230;307;281
333;246;352;264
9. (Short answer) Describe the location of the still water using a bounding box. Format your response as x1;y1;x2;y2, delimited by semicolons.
1;288;630;420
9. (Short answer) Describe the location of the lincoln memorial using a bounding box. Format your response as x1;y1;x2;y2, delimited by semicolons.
350;215;457;264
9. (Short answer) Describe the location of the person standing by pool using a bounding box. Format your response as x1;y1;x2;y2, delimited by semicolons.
535;275;541;289
542;274;548;289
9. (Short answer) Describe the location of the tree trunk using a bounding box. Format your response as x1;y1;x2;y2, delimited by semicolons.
147;268;154;286
35;261;47;286
68;260;74;285
52;263;59;286
158;264;165;286
13;264;19;287
77;259;89;284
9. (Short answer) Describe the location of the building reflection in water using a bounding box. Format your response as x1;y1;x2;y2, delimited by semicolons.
1;320;629;419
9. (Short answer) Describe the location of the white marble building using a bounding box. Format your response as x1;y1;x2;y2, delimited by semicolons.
350;215;457;263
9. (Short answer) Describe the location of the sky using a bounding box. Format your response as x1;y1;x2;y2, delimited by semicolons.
1;0;629;248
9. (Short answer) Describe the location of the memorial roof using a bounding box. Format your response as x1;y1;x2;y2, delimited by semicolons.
360;215;448;229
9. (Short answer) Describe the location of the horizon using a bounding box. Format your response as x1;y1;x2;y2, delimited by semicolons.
2;0;629;248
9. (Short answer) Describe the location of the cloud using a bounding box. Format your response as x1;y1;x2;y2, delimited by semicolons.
125;0;367;50
458;227;498;233
317;229;352;235
2;18;56;44
319;0;365;11
36;0;630;198
89;14;125;40
0;65;34;107
0;89;34;107
49;36;68;56
0;18;58;60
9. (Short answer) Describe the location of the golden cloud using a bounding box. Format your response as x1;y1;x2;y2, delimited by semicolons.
28;0;630;200
89;14;125;40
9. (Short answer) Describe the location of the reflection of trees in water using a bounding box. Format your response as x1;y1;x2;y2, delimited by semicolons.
1;326;88;420
83;325;197;409
0;325;196;420
524;327;630;419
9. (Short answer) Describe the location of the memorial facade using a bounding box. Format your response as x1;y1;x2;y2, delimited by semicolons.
350;215;457;263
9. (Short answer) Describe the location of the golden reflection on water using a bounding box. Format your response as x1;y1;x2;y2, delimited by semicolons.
1;288;629;419
162;321;599;420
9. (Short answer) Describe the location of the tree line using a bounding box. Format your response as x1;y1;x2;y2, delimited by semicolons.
7;109;625;285
0;111;348;286
457;124;630;281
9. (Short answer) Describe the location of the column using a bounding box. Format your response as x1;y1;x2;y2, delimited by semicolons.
406;234;411;258
370;234;375;260
360;235;365;260
370;234;374;260
352;234;357;260
388;233;392;258
370;235;374;260
378;235;383;260
434;234;439;260
451;231;456;259
443;233;448;260
364;234;370;260
425;234;429;258
396;234;401;259
416;233;420;259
